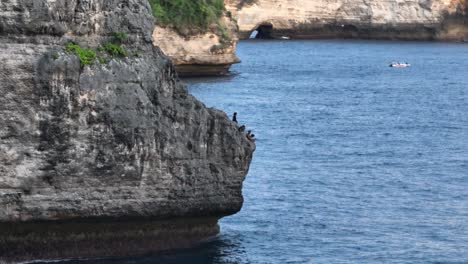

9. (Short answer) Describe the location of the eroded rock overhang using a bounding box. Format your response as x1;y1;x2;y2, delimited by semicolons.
152;13;241;77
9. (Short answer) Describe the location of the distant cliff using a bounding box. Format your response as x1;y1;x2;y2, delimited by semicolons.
0;0;254;262
226;0;468;41
150;0;240;76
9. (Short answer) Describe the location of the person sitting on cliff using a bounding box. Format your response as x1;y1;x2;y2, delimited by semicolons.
239;125;246;133
246;131;255;142
233;112;238;123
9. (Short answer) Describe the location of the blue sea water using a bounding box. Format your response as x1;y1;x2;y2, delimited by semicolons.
60;40;468;264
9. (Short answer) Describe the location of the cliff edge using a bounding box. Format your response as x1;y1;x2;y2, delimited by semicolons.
0;0;254;262
226;0;468;41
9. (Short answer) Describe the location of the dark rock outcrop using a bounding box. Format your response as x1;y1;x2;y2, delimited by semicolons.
0;0;254;262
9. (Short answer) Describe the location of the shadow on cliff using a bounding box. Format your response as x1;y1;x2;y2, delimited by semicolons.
35;235;248;264
181;71;239;85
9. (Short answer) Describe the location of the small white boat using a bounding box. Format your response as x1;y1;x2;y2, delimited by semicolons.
280;36;290;40
390;62;411;68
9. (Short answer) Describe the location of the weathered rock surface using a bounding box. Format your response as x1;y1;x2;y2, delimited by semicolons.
226;0;468;41
0;0;254;262
153;14;241;77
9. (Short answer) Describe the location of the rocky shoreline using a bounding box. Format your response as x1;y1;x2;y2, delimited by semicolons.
226;0;468;41
154;0;466;77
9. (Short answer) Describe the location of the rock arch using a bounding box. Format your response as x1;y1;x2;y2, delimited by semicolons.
250;22;274;39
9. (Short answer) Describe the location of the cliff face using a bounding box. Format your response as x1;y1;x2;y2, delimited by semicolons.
153;14;240;77
0;0;254;262
226;0;468;41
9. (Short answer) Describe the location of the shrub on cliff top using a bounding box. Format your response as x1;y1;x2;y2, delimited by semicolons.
149;0;225;32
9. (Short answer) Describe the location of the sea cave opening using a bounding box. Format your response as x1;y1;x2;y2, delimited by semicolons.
250;24;274;39
341;24;359;38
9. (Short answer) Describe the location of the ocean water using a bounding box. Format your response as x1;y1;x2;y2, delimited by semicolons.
57;40;468;264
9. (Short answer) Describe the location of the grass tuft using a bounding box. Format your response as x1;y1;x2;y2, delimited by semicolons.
113;32;128;43
101;43;127;57
65;43;97;66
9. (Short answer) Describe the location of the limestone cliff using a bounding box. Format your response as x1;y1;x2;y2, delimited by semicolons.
153;13;241;77
0;0;254;262
226;0;468;41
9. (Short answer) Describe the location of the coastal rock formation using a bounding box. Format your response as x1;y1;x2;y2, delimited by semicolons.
0;0;254;262
153;14;241;77
226;0;468;41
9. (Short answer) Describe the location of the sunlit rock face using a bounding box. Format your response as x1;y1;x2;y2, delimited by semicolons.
0;0;254;262
226;0;468;41
153;14;241;77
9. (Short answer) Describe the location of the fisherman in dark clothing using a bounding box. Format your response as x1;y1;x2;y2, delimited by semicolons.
232;112;238;123
239;125;246;133
246;130;255;142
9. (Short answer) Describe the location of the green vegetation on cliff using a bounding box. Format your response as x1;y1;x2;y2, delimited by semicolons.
65;43;97;66
149;0;225;31
65;32;129;67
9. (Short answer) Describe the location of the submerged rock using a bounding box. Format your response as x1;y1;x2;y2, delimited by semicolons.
0;0;254;262
226;0;468;41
